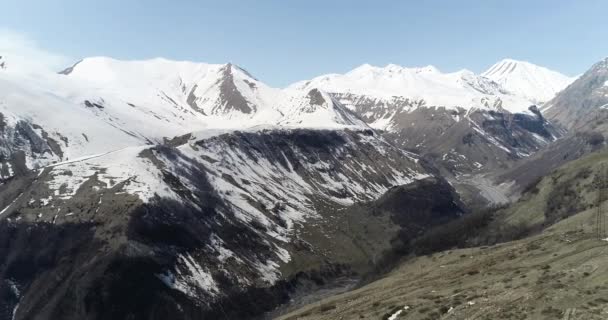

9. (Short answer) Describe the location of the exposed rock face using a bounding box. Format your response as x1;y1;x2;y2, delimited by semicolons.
306;89;326;107
0;113;65;181
57;59;82;75
336;93;560;176
496;130;606;197
213;63;256;115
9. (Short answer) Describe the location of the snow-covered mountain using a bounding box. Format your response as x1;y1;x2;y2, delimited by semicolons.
290;60;572;115
482;59;576;105
0;56;371;178
0;54;580;319
59;57;366;133
291;60;567;176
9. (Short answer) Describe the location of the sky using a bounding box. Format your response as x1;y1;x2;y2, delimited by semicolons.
1;0;607;86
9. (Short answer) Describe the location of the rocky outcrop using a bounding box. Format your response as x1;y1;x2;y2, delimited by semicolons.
0;114;65;181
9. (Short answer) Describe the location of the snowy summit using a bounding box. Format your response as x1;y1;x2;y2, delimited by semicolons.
482;58;576;104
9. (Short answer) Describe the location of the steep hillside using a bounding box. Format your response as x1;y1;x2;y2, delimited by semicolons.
482;59;576;104
496;149;608;230
0;125;466;319
384;105;560;176
493;57;608;197
543;57;608;131
0;54;586;319
0;56;471;319
496;132;605;197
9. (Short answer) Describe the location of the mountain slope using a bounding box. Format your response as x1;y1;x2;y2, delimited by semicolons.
279;224;608;320
292;59;573;115
489;57;608;198
0;72;144;179
0;56;370;181
543;57;608;131
278;149;608;320
58;57;367;134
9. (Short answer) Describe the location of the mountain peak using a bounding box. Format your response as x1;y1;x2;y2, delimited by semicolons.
291;62;539;113
58;57;260;86
413;65;440;74
483;58;538;78
482;58;575;104
223;62;258;81
589;56;608;72
47;56;368;131
353;63;374;70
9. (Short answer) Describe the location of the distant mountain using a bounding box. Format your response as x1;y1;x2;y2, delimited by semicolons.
0;56;371;178
491;57;608;197
291;61;565;179
57;57;367;138
482;58;576;105
291;59;573;115
291;63;532;114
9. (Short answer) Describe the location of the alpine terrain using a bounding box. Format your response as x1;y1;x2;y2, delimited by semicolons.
0;56;454;320
0;51;605;320
280;57;608;320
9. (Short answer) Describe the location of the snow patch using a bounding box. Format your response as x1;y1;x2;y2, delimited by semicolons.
47;146;177;203
158;253;218;298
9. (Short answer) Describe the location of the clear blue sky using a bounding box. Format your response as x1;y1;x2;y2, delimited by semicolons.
2;0;607;86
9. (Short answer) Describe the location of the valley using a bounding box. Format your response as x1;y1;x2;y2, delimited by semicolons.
279;149;608;319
